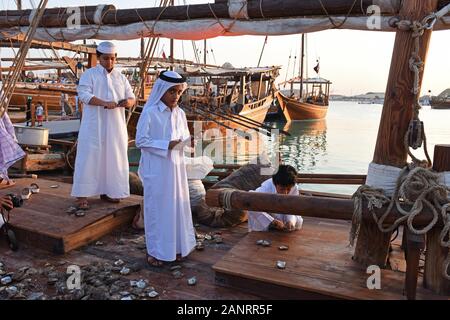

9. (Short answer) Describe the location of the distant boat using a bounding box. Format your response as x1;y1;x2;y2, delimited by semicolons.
275;34;331;121
276;77;331;121
430;89;450;109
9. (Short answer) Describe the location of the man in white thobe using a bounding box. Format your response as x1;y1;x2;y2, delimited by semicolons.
248;165;304;232
71;41;136;209
136;70;196;266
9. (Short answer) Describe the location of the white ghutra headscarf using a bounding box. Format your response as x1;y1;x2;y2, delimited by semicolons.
144;70;187;109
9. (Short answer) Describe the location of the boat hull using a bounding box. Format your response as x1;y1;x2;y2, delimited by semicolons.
276;91;328;121
430;101;450;109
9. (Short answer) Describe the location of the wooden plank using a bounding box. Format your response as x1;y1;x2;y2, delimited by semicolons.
63;206;136;253
213;217;446;300
5;178;141;253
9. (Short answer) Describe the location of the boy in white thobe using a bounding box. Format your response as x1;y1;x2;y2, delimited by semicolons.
248;165;304;232
71;41;136;209
136;70;196;266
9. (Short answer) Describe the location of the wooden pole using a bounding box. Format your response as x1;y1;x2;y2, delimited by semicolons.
203;39;207;65
353;0;439;268
5;1;450;28
87;53;97;69
424;145;450;295
299;34;305;100
404;230;425;300
169;0;175;69
205;188;444;227
44;100;48;121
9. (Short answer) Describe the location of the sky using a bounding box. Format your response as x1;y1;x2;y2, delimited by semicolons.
1;0;449;96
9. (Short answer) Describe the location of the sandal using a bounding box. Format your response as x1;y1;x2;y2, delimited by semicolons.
147;255;164;267
0;178;15;189
21;187;32;200
29;183;40;194
100;194;121;203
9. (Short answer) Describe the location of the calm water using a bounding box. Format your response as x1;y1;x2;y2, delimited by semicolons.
269;101;450;194
129;101;450;195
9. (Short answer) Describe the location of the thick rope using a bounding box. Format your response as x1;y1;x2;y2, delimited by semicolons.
351;167;450;279
222;189;236;211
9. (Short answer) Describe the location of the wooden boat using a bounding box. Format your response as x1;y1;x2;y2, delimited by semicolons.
274;34;332;121
127;66;280;139
430;89;450;109
8;82;78;122
276;77;331;121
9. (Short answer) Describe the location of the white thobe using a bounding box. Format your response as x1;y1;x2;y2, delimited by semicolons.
136;101;196;261
71;65;135;198
248;178;304;232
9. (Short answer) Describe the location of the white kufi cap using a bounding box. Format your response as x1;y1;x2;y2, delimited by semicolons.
97;41;117;54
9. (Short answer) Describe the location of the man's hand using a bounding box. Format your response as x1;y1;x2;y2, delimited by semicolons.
104;101;117;109
269;219;285;231
117;99;130;108
0;196;13;211
168;139;182;150
284;221;296;232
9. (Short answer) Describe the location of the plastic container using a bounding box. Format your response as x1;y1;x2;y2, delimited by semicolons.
14;125;49;146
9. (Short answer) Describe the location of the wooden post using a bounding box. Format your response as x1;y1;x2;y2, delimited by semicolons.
257;73;263;100
424;144;450;294
240;75;246;106
44;100;48;122
87;53;97;69
354;0;439;268
404;230;425;300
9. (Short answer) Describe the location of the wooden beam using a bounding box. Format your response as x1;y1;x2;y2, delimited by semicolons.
354;0;439;268
2;1;449;28
424;145;450;295
205;188;444;227
0;65;68;72
62;56;77;75
0;34;96;53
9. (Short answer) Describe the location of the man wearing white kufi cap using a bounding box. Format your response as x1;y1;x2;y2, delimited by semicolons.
71;41;136;209
136;70;196;266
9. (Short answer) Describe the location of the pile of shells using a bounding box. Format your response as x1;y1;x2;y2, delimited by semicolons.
195;231;224;250
0;260;161;300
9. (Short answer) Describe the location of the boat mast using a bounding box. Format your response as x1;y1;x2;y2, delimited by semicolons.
169;0;174;70
299;33;305;101
203;39;207;65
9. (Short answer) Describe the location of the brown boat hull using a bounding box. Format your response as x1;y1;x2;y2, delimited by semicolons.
430;100;450;109
276;91;328;121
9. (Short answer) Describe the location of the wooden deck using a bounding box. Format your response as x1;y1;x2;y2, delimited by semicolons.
1;179;448;299
3;178;141;254
213;218;448;300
